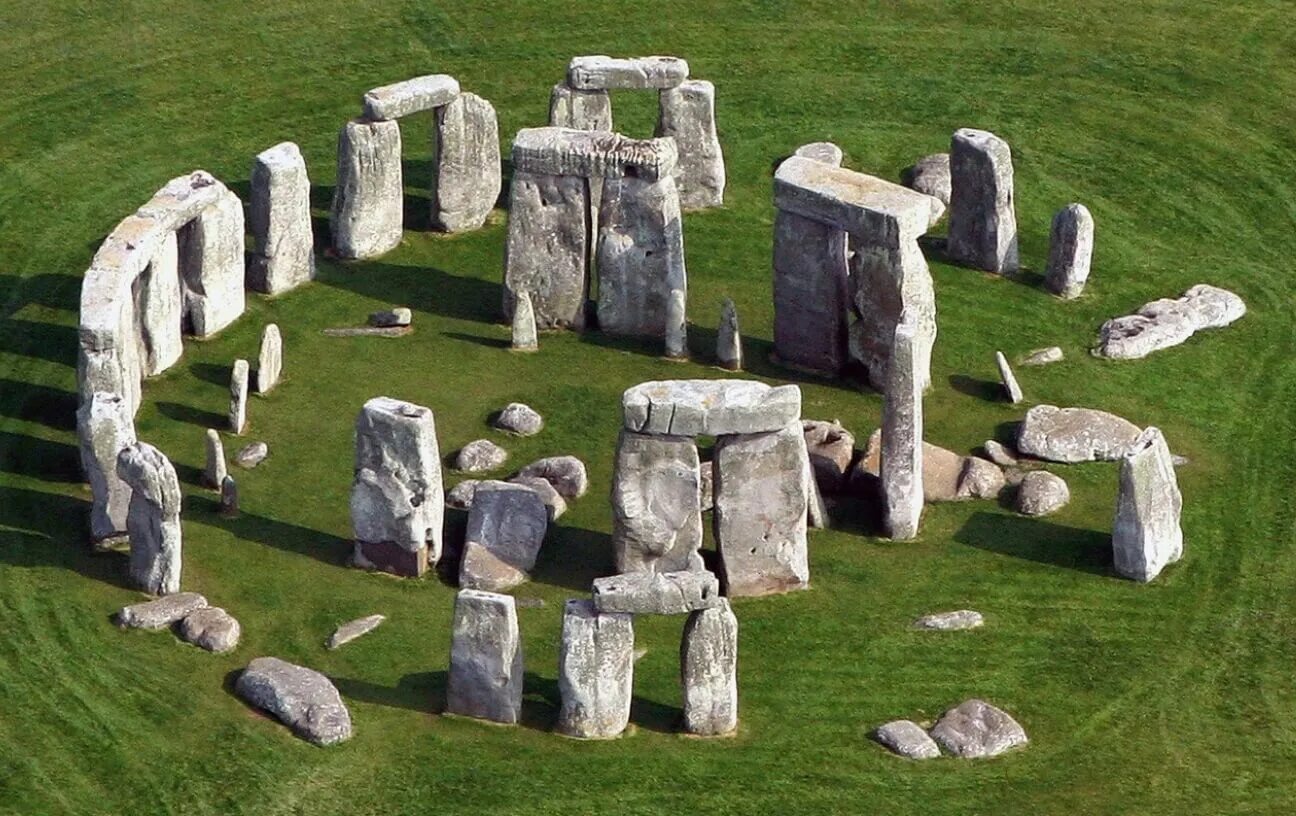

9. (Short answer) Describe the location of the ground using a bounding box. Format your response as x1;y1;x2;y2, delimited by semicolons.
1;2;1294;814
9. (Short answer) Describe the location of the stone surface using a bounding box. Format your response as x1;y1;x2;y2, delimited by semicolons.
234;441;268;469
775;156;939;239
235;657;353;746
680;599;738;736
914;610;985;631
516;455;588;499
548;84;614;131
330;119;403;260
806;470;830;529
327;614;386;649
502;170;589;330
556;599;634;739
716;298;742;371
699;460;714;512
881;316;924;539
460;481;549;592
369;307;412;328
1016;470;1071;516
857;429;971;504
1021;346;1064;366
362;74;460;120
446;480;480;510
178;606;240;653
493;402;544;436
446;589;524;724
511;291;538;351
794;141;843;166
875;719;941;759
802;419;855;495
847;224;938;392
665;288;688;359
433;92;501;233
116;443;183;595
511;127;678;181
947;128;1018;274
219;475;238;516
930;699;1029;758
901;152;952;207
248;142;315;295
596;172;686;337
592;570;720;615
656;79;725;209
455;439;509;473
622;379;802;437
1095;284;1246;359
772;210;850;374
203;428;226;488
1017;405;1142;463
567;55;689;90
79;391;137;542
257;324;282;395
1044;203;1094;299
956;456;1005;500
229;359;249;434
508;475;567;521
1113;427;1183;582
116;592;208;630
137;231;183;376
713;421;811;596
995;351;1022;404
177;187;247;338
612;431;703;573
983;439;1018;467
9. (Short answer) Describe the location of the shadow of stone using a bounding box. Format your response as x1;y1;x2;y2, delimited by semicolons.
0;380;79;431
0;430;83;483
530;525;613;593
185;494;352;567
629;693;683;734
949;373;1004;403
156;401;227;430
0;317;77;368
0;485;134;590
442;331;510;350
317;259;500;325
331;670;447;715
188;361;231;387
954;510;1113;577
520;671;560;731
0;272;79;316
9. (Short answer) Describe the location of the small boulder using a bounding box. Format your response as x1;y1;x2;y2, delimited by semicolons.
369;307;412;328
508;475;567;521
178;607;241;653
983;440;1018;467
116;592;208;630
235;657;353;745
956;457;1005;500
901;153;951;206
802;419;855;495
492;402;543;436
234;442;269;469
915;610;984;631
1020;346;1063;366
874;719;941;760
929;699;1028;758
1015;471;1070;516
446;480;481;510
516;455;588;499
326;614;386;649
454;439;508;473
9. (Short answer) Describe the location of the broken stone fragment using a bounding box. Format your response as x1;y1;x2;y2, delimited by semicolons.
914;609;984;631
995;351;1022;404
493;402;544;436
369;307;412;328
794;142;843;166
1021;346;1064;366
234;442;268;469
507;475;567;521
116;592;208;630
326;614;386;650
874;719;941;759
1095;284;1245;360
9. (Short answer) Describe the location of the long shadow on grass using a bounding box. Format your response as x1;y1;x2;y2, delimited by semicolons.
0;317;78;368
530;526;613;592
156;401;227;430
955;510;1112;576
330;671;447;715
950;374;1005;403
186;495;352;567
316;259;500;325
0;485;134;590
0;380;78;430
0;430;83;483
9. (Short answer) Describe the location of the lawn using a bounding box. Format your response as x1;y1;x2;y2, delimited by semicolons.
1;2;1294;814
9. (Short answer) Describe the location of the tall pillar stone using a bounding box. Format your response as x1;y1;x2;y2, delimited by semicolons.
203;428;226;489
665;288;688;359
178;189;246;338
229;360;249;434
611;430;703;574
330;118;403;260
137;231;182;376
655;79;725;209
772;210;849;374
947;127;1018;274
1113;427;1183;582
433;92;501;233
848;231;937;392
511;291;539;351
116;442;183;595
502;171;590;329
881;314;924;540
556;599;634;739
548;84;613;131
595;173;686;337
249;141;315;295
78;392;137;543
257;324;282;395
680;598;738;736
446;589;523;724
1045;203;1094;299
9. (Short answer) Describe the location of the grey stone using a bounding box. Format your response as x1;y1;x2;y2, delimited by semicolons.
956;457;1005;500
229;359;249;434
947;128;1018;274
433;92;501;233
802;419;855;495
137;231;183;376
511;127;678;181
257;324;282;395
716;298;742;371
857;429;970;504
502;171;589;330
1113;427;1183;582
881;315;924;539
1021;346;1064;366
596;173;686;337
204;429;227;488
930;699;1028;758
511;291;538;352
699;460;714;512
516;455;588;500
713;421;811;596
446;480;481;510
326;614;386;649
369;307;412;328
362;74;460;120
1017;404;1142;463
567;55;689;90
493;402;543;436
592;570;721;615
446;589;524;724
459;481;548;592
557;599;634;739
901;152;951;208
1095;284;1246;360
665;288;688;359
680;599;738;736
508;475;567;521
234;441;268;469
983;439;1018;467
248;142;315;295
78;391;137;542
1044;203;1094;299
806;470;830;529
178;607;240;653
1016;471;1071;517
235;657;353;745
611;431;702;574
914;609;984;631
548;84;613;131
219;475;238;516
774;155;939;238
875;719;941;759
794;142;843;166
772;209;850;374
330;119;403;260
116;442;183;595
455;439;509;473
995;351;1022;404
116;592;207;630
622;379;802;437
175;188;247;339
656;79;725;209
323;326;413;338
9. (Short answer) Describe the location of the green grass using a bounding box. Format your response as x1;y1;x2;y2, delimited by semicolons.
2;1;1295;813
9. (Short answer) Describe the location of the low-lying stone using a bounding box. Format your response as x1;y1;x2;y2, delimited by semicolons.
983;439;1018;467
455;439;508;473
327;614;386;650
446;480;480;510
874;719;941;759
516;455;588;499
362;74;460;120
929;699;1028;758
369;307;412;328
178;607;240;653
1017;405;1142;463
235;657;353;745
508;475;567;521
622;379;802;437
914;610;984;631
592;570;721;615
1015;470;1070;516
802;419;855;495
901;153;951;207
857;429;994;503
116;592;208;630
995;351;1022;404
459;481;548;592
235;442;269;469
1095;284;1246;359
492;402;543;436
794;141;843;166
957;457;1005;500
1021;346;1064;366
567;55;689;90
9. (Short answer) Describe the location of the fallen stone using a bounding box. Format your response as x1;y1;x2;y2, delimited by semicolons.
874;719;941;759
716;298;742;371
433;91;501;233
995;351;1022;404
116;592;208;630
1017;405;1142;463
1044;203;1094;299
567;55;689;90
78;391;137;541
656;79;725;209
794;142;843;166
556;599;634;739
234;442;268;469
446;589;524;724
248;142;315;295
1015;470;1070;516
204;429;227;488
116;443;183;596
622;379;802;437
178;607;240;653
322;326;411;338
802;419;855;495
327;614;386;649
362;74;460;120
983;439;1018;467
929;699;1028;758
680;599;738;736
330;119;403;260
914;610;984;631
219;475;238;516
881;316;924;539
1113;427;1183;582
455;439;508;473
459;481;548;592
257;324;283;395
446;480;481;510
1095;284;1246;360
947;128;1018;274
502;171;590;330
592;570;721;615
369;307;412;328
235;657;353;745
548;84;613;131
901;152;952;207
595;172;686;337
511;291;538;352
507;475;567;521
1021;346;1064;366
229;359;249;434
956;457;1005;500
511;127;677;181
612;431;703;574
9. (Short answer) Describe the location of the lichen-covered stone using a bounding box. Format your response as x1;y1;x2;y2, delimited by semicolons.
178;607;240;653
995;350;1022;404
794;142;843;166
881;316;923;540
567;55;689;90
680;599;738;736
656;79;725;209
592;570;721;615
1021;346;1064;366
1113;427;1183;582
612;431;703;574
459;481;548;592
116;442;183;595
716;298;742;371
234;441;268;469
362;74;460;120
930;699;1028;758
256;324;282;395
956;456;1005;500
235;657;353;745
875;719;941;759
548;84;613;131
116;592;207;630
326;614;386;649
446;589;524;725
492;402;543;436
914;610;984;631
79;391;137;542
1015;470;1070;516
1095;284;1246;359
330;119;403;260
557;599;634;739
947;128;1018;274
433;92;501;233
248;141;315;295
455;439;508;473
1044;203;1093;299
229;359;249;434
1017;404;1141;463
516;455;588;499
622;379;802;437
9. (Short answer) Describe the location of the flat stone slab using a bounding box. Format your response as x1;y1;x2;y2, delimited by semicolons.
1021;346;1064;366
929;699;1028;758
234;442;268;469
235;657;353;745
178;607;241;653
567;55;688;90
116;592;208;630
1017;405;1142;463
327;614;386;649
774;156;938;241
511;127;677;181
322;326;412;338
362;74;460;120
592;570;721;615
622;380;802;437
1095;284;1245;359
874;719;941;759
914;610;984;631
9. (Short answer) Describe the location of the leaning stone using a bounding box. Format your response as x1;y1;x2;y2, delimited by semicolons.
229;359;249;434
330;119;403;260
802;419;855;495
369;307;412;328
947;128;1018;274
219;475;239;516
914;610;984;631
794;142;843;166
567;55;689;90
612;431;703;573
1021;346;1064;366
177;186;247;338
511;127;678;182
1017;404;1142;463
622;380;802;437
257;324;283;395
557;599;634;739
248;142;315;295
995;351;1022;404
956;457;1005;500
433;92;501;233
664;288;688;359
930;699;1028;758
548;84;613;131
446;480;481;510
806;472;830;529
596;172;686;337
234;442;268;469
455;439;508;473
459;481;548;592
716;298;742;371
680;599;738;736
1044;203;1094;299
592;570;720;615
983;439;1018;467
138;232;183;375
901;152;951;207
511;291;539;352
874;719;941;759
178;607;240;653
446;589;524;724
1113;427;1183;582
656;79;725;209
1015;470;1070;516
502;170;589;330
362;74;460;120
116;592;208;630
508;475;567;521
1095;284;1246;360
235;657;353;745
326;614;386;649
516;455;588;500
78;391;137;542
881;316;924;539
203;429;227;489
116;443;183;595
772;209;850;375
492;402;543;436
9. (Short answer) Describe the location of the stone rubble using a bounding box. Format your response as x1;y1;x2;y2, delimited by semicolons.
369;307;412;328
234;442;268;469
516;455;588;500
914;610;984;631
1021;346;1064;366
901;153;952;208
802;419;855;495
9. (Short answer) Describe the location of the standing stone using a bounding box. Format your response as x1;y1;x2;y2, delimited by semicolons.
1044;203;1095;299
995;351;1023;404
219;475;238;516
229;359;249;434
257;324;282;395
772;210;849;374
502;171;589;329
596;173;686;337
664;287;688;359
116;443;182;595
433;92;501;233
1113;427;1183;582
556;599;634;739
713;421;810;596
655;79;725;209
511;291;538;351
680;598;738;736
446;589;524;724
848;224;937;393
459;481;549;592
612;431;703;574
330;119;403;260
549;84;614;131
947;128;1018;274
716;298;742;370
794;142;843;166
248;142;315;294
881;315;923;540
203;428;226;489
78;391;137;542
137;231;182;376
178;189;247;338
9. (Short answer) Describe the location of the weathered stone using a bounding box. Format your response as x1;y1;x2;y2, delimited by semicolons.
330;119;403;260
794;141;843;166
874;719;941;759
901;152;951;207
596;172;686;337
775;156;939;238
235;657;353;745
716;298;742;371
178;607;240;653
557;599;634;739
137;231;182;376
229;359;249;434
1015;470;1070;516
256;324;282;395
502;171;589;330
995;351;1022;404
592;570;721;615
656;79;725;209
362;74;460;120
983;439;1018;468
1021;346;1064;366
1113;427;1183;582
699;460;714;512
806;470;830;529
1017;405;1142;463
511;127;678;181
516;455;588;500
665;287;688;359
1095;284;1246;359
549;84;613;131
802;419;855;495
567;55;689;90
772;209;850;374
930;699;1028;758
857;429;969;503
455;440;508;474
914;610;985;631
234;441;268;469
326;614;386;649
219;475;238;516
116;442;183;595
79;391;137;542
203;428;226;488
116;592;207;630
947;128;1018;274
956;457;1005;500
433;92;501;233
446;480;480;510
680;599;738;736
446;589;524;724
493;402;543;436
1044;203;1093;299
248;142;315;295
881;316;924;539
612;431;703;574
713;421;810;596
507;475;567;521
369;307;412;328
350;397;444;576
177;187;247;338
622;380;802;437
511;291;538;351
459;481;548;592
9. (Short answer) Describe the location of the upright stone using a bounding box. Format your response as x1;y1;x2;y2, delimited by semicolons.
179;189;246;337
947;128;1018;274
556;599;634;739
503;171;589;329
1044;203;1094;299
548;84;613;131
772;210;849;374
433;92;501;233
219;475;239;516
716;298;742;370
511;291;538;351
612;431;703;574
248;141;315;294
78;392;137;542
665;288;688;359
459;481;549;592
596;171;685;337
229;360;249;434
656;79;725;209
203;428;226;489
680;598;738;736
881;315;923;540
330;119;403;260
137;232;182;376
446;589;524;724
257;324;282;395
995;351;1023;404
116;442;182;595
1113;427;1183;582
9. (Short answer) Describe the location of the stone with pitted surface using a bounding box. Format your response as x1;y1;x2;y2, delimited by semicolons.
455;439;508;473
680;599;738;736
248;142;315;295
567;55;689;90
116;592;208;630
1017;405;1142;463
901;153;951;208
1095;284;1246;360
362;74;460;120
502;171;589;329
881;316;924;539
493;402;543;436
656;79;725;209
330;119;402;260
930;699;1028;758
511;127;677;181
236;657;353;745
433;92;501;233
229;360;249;434
914;610;984;631
1113;427;1183;582
557;599;634;739
1044;203;1094;299
116;443;183;596
875;719;941;759
947;128;1018;274
446;589;524;725
234;442;268;469
79;392;137;542
596;172;686;337
622;380;802;437
612;431;703;574
983;439;1018;467
592;570;721;615
516;455;588;500
459;481;548;592
549;84;613;131
956;457;1005;500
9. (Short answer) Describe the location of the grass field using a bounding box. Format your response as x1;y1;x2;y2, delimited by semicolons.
2;2;1295;814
